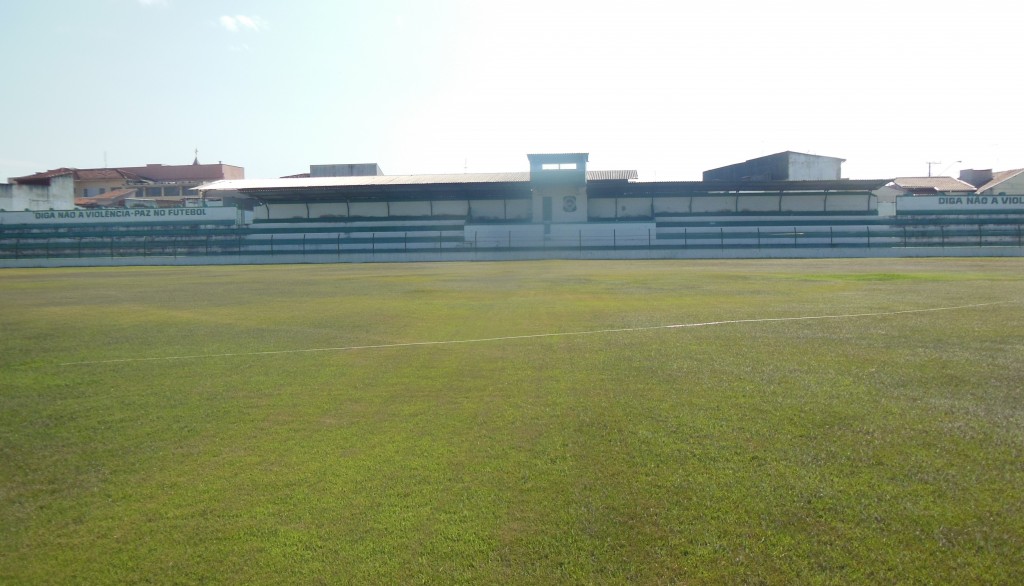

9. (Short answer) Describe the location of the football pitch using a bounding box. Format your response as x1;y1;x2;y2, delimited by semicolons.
2;258;1022;584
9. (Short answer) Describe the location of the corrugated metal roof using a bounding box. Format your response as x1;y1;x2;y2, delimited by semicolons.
197;170;638;192
196;173;528;191
587;170;638;181
629;179;889;194
976;169;1024;193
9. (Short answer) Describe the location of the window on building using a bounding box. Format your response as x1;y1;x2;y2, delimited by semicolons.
541;163;578;170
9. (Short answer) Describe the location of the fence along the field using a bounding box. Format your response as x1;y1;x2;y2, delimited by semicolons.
3;220;1024;260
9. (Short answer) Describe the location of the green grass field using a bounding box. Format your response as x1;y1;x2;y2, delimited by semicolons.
2;259;1023;584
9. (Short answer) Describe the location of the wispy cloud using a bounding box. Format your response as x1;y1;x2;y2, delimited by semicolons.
138;0;168;6
219;15;268;33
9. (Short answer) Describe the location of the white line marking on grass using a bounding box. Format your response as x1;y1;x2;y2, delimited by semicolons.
59;301;1015;366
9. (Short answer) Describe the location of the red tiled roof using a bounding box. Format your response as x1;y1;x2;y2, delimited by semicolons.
74;188;139;208
74;169;146;181
9;168;76;184
12;167;148;184
12;163;244;184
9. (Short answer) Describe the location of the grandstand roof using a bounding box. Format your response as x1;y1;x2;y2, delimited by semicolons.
627;179;889;195
196;170;639;192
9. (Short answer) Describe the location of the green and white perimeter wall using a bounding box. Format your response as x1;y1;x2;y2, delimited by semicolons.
2;197;1023;267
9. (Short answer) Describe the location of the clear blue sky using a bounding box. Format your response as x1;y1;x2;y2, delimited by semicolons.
2;0;1020;182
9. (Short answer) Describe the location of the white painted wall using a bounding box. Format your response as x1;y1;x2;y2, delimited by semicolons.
617;198;652;219
468;200;506;221
588;199;616;220
0;175;74;211
653;197;689;214
267;203;309;220
348;202;388;218
308;202;348;218
389;201;432;217
275;200;477;220
465;224;544;247
737;195;778;213
898;194;1024;213
506;199;531;220
826;194;873;212
532;185;588;223
465;222;656;247
555;222;654;246
692;196;736;213
980;173;1024;196
432;200;469;216
589;198;650;220
781;195;826;212
0;207;242;225
0;185;12;211
243;190;875;225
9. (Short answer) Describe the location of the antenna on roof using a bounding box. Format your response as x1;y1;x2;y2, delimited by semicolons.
926;161;940;177
193;148;199;165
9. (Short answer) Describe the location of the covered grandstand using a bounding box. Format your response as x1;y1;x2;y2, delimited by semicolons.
2;152;1023;266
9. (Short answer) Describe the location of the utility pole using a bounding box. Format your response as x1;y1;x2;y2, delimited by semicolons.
927;160;962;177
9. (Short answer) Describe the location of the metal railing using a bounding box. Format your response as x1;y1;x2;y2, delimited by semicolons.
3;222;1023;261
